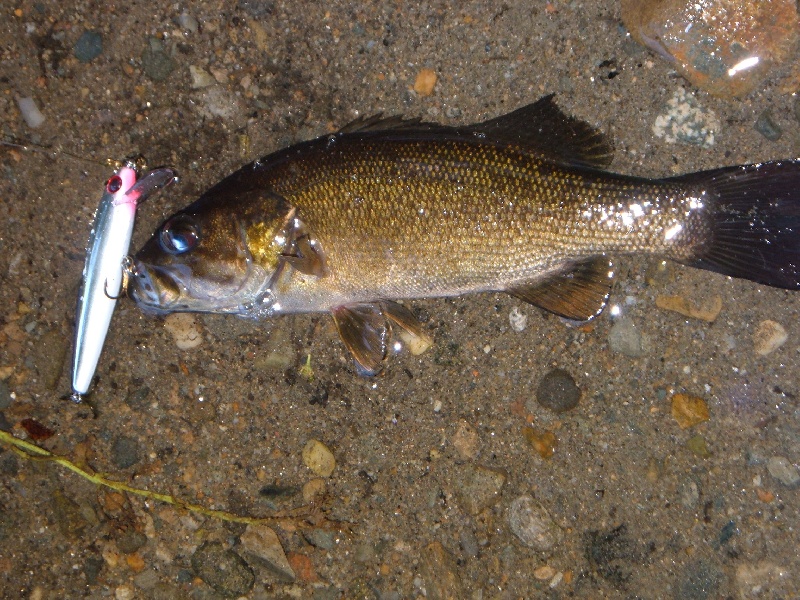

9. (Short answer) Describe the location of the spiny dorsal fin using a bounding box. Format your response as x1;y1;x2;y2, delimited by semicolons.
467;95;614;169
339;95;614;169
507;257;614;321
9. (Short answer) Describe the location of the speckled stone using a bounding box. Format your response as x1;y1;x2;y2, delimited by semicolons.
766;456;800;488
453;463;506;515
73;30;103;63
191;541;254;596
536;368;581;413
507;496;563;551
111;436;141;469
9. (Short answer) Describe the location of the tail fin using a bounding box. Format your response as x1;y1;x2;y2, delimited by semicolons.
669;160;800;290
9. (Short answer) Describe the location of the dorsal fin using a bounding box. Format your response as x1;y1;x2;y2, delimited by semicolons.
338;95;613;169
467;95;614;169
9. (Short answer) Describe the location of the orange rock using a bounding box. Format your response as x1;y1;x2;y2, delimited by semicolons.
414;68;438;96
287;552;319;583
622;0;799;98
671;393;710;429
523;426;557;459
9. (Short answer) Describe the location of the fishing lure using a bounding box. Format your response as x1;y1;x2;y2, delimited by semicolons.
70;162;175;401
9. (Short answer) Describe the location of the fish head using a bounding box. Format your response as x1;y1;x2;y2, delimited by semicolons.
129;191;293;315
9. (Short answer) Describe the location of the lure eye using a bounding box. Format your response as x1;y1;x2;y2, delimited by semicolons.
106;175;123;193
160;215;200;255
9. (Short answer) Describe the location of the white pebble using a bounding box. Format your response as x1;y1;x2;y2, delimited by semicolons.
509;306;528;332
163;313;203;350
16;96;45;128
753;320;787;356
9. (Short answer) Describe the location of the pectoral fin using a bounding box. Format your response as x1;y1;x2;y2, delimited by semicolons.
507;257;614;321
331;301;433;375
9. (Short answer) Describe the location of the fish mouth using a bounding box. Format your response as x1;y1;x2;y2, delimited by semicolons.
127;260;185;313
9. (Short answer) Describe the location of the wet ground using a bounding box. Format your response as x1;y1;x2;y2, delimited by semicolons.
1;1;799;598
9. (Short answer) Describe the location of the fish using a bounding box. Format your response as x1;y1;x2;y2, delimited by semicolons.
128;95;800;374
71;162;176;400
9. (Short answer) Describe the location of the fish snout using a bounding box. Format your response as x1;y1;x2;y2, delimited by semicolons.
127;260;181;310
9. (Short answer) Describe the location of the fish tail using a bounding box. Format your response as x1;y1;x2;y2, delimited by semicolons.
670;160;800;290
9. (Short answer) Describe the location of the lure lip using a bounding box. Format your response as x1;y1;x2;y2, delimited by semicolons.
70;163;175;401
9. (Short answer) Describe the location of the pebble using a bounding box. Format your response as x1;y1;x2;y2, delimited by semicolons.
414;68;438;96
754;109;782;141
451;420;479;460
766;456;800;488
652;88;719;147
507;496;563;552
83;555;104;586
51;490;88;538
194;86;248;124
0;379;12;410
674;559;722;600
536;368;581;413
117;529;147;554
735;562;791;598
163;313;203;350
302;439;336;477
240;524;296;582
686;434;711;458
302;477;327;503
303;528;335;551
680;479;700;509
132;569;159;590
16;96;45;128
419;541;463;600
522;426;557;459
622;0;798;98
73;30;103;63
509;306;528;332
190;541;255;596
188;65;216;89
453;463;506;515
111;436;141;469
608;317;646;358
752;320;787;356
670;393;710;429
655;294;722;322
177;12;199;34
141;38;176;82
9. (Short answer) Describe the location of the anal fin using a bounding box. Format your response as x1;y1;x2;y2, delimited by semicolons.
507;257;614;321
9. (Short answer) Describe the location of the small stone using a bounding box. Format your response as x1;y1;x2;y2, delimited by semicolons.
117;529;147;554
419;542;463;600
536;368;581;413
608;317;646;358
191;541;254;596
652;88;719;147
395;325;433;356
51;490;88;538
141;37;176;82
188;65;216;89
240;523;296;582
686;434;711;458
303;528;335;551
752;320;787;356
302;477;326;503
452;420;479;459
164;313;203;350
735;562;791;599
115;585;135;600
132;569;159;590
671;393;710;429
766;456;800;488
754;109;782;141
509;306;528;332
177;12;199;34
655;294;722;322
302;439;336;477
84;556;104;586
0;379;13;410
522;426;557;459
73;30;103;63
414;68;438;96
16;96;45;128
111;436;141;469
194;86;248;124
533;565;557;580
453;463;506;515
287;552;319;583
507;496;563;551
680;479;700;509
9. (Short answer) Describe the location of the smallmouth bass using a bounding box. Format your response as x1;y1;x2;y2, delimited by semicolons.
130;96;800;373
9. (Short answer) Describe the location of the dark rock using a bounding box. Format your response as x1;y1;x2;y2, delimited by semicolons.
83;555;104;585
142;38;176;82
536;368;581;413
754;109;782;141
111;436;141;469
0;379;12;409
117;529;148;554
74;30;103;63
191;541;255;597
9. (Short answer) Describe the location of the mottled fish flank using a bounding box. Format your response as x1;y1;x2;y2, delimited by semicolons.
129;95;800;373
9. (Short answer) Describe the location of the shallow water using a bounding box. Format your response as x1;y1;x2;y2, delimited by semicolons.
1;1;798;598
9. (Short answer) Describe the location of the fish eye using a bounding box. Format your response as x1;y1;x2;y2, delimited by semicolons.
106;175;123;193
160;215;200;255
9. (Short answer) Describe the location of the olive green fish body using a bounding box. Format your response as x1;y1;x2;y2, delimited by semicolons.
131;96;800;373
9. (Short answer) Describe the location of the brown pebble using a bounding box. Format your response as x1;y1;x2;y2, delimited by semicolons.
655;294;721;322
671;393;710;429
414;68;437;96
523;426;557;459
